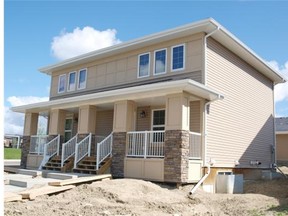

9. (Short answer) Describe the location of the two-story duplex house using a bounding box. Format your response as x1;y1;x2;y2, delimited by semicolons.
12;18;286;192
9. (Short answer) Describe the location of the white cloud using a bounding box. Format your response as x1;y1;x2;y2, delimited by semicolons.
51;26;121;60
5;96;49;135
267;60;288;102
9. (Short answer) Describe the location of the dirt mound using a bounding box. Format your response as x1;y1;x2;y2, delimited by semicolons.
5;178;288;216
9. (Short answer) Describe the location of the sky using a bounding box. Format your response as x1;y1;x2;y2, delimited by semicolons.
4;0;288;135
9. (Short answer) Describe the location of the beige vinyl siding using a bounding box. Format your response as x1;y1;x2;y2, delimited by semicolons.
95;110;113;136
276;134;288;161
206;38;274;168
50;33;204;98
136;107;151;131
190;101;201;133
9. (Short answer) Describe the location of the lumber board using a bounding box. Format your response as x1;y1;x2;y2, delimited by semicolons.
48;174;111;186
4;192;22;202
19;185;75;200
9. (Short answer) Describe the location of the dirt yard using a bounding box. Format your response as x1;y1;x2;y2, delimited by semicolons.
4;167;288;216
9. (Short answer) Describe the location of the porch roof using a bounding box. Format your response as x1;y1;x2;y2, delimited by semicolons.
11;79;224;113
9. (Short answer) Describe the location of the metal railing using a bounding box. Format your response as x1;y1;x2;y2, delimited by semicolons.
30;135;49;155
189;132;202;159
96;133;113;170
61;134;78;167
127;131;165;158
74;133;92;168
39;135;60;169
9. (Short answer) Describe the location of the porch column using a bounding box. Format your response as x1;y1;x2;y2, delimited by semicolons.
164;93;190;183
112;100;136;178
21;112;39;168
77;105;97;155
49;109;66;136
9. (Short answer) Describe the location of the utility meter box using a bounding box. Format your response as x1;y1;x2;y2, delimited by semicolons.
216;172;243;194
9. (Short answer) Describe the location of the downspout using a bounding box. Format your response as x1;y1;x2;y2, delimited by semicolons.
190;95;223;195
190;26;221;195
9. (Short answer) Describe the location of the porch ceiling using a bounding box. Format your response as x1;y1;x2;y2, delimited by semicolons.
11;79;224;113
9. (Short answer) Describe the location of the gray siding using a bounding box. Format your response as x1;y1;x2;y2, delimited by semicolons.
206;38;274;168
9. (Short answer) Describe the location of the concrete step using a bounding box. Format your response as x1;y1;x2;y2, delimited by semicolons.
9;179;29;188
17;169;42;176
46;173;78;180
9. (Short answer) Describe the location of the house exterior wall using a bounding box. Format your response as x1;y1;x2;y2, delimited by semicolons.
276;134;288;162
49;33;204;99
190;101;202;133
95;110;114;136
136;106;151;131
206;38;275;168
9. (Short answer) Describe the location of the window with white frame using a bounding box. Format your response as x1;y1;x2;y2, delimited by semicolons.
138;53;150;78
58;74;66;93
78;68;87;90
154;49;166;75
152;109;165;131
67;71;76;91
171;44;185;71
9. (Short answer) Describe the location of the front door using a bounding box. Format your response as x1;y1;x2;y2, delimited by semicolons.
64;118;73;142
152;109;165;131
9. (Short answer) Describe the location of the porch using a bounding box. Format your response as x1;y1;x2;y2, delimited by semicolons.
13;79;223;183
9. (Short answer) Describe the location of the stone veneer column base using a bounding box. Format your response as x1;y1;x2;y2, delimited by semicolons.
111;132;126;178
164;130;189;183
20;136;31;168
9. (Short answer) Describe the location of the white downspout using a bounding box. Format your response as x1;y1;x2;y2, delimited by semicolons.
190;26;221;195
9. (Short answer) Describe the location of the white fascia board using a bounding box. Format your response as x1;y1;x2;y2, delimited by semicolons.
11;79;223;113
276;131;288;135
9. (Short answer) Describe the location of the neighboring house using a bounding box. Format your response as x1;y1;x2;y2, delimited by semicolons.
11;18;286;192
275;117;288;165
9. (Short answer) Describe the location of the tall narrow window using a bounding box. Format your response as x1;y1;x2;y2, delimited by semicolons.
78;68;87;90
138;53;150;78
58;74;66;93
171;44;185;71
67;71;76;91
154;49;166;75
152;109;165;131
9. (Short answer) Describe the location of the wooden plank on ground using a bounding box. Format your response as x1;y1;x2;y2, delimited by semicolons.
4;192;22;202
48;174;111;186
19;185;75;200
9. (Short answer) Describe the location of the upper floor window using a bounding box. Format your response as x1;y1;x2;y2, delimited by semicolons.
171;44;185;71
154;49;167;75
78;68;87;90
67;71;76;91
58;74;66;93
138;53;150;78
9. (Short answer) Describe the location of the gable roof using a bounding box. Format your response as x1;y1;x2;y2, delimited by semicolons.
275;117;288;134
39;18;286;84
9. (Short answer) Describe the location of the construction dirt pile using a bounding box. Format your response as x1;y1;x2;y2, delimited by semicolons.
4;170;288;215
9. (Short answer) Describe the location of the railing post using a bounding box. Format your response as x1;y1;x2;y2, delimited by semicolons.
144;131;147;159
57;135;60;156
61;143;65;167
96;143;100;170
88;133;92;157
74;144;78;169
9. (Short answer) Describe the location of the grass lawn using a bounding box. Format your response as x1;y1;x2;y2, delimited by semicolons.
4;148;21;159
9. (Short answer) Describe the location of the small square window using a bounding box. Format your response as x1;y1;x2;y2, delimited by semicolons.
171;44;185;71
154;49;166;75
67;71;76;91
58;74;66;93
138;53;150;78
78;68;87;90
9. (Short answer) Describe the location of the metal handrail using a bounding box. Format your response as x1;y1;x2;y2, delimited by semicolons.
74;133;92;168
96;133;113;170
127;131;165;158
38;135;60;169
61;134;78;167
30;135;49;155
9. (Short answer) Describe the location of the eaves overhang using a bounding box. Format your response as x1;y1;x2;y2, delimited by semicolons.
39;18;286;84
11;79;224;113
